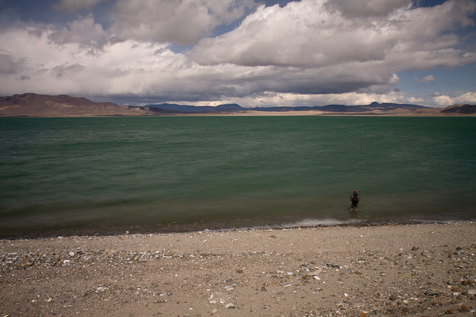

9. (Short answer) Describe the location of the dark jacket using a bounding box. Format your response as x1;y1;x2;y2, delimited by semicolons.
350;193;360;203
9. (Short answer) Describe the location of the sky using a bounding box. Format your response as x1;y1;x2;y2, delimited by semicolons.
0;0;475;108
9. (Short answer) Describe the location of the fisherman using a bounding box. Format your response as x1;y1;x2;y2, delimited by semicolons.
350;190;360;212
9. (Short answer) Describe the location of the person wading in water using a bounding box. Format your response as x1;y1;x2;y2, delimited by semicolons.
350;190;360;213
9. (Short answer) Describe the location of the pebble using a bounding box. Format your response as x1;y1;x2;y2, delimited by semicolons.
467;289;476;297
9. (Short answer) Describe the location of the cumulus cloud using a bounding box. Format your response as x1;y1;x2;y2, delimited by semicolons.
51;63;87;78
432;92;476;106
418;75;436;83
54;0;110;12
109;0;257;46
190;0;476;68
0;53;23;74
183;0;476;99
48;14;109;50
0;0;475;108
0;25;198;98
432;94;454;106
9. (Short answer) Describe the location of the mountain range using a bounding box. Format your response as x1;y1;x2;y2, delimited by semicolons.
0;93;475;117
144;101;429;113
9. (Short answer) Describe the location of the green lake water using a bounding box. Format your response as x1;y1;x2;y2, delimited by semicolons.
1;116;475;237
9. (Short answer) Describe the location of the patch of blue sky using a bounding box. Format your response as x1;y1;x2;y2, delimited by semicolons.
262;0;294;7
205;1;293;42
396;64;476;94
168;43;194;54
212;11;250;38
0;0;113;27
86;1;115;29
415;0;447;7
0;0;62;24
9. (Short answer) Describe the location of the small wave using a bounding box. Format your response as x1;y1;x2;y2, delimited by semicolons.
238;217;476;232
282;218;363;228
238;218;364;231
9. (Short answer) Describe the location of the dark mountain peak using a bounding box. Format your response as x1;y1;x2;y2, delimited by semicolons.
365;102;427;109
441;104;476;114
14;93;35;98
321;104;347;111
144;103;208;112
8;93;44;99
144;103;244;112
215;103;243;110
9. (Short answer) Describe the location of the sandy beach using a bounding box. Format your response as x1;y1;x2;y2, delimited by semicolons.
1;222;476;317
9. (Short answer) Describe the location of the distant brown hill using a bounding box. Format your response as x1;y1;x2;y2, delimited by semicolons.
440;104;476;114
0;93;475;117
0;93;175;117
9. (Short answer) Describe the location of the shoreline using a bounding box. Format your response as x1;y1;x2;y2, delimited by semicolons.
2;222;476;316
2;218;473;241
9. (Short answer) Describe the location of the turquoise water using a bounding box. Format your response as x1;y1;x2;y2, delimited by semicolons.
1;116;475;237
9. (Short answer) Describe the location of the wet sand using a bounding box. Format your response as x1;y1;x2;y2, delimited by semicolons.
1;222;476;316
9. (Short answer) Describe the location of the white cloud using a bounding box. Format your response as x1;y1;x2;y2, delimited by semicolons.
456;92;476;104
109;0;257;46
0;0;475;107
407;96;425;103
432;92;476;106
0;25;252;100
0;53;24;74
51;63;87;78
0;24;471;108
418;75;436;82
54;0;110;12
185;0;475;97
190;0;476;68
0;22;397;100
48;14;109;50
